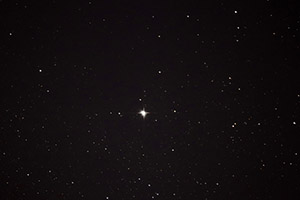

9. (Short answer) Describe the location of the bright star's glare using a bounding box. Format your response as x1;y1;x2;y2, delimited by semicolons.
139;109;148;118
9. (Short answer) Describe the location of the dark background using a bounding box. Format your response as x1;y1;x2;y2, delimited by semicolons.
0;0;299;199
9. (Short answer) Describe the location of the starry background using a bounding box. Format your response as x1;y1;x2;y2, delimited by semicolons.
1;0;300;199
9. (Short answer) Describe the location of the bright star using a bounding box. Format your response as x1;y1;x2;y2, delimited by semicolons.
139;109;149;118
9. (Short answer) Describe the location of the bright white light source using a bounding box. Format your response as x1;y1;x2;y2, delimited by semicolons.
139;109;149;118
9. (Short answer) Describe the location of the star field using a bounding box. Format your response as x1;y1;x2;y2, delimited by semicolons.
0;0;300;199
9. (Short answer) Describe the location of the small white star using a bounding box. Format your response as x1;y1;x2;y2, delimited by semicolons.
139;109;149;118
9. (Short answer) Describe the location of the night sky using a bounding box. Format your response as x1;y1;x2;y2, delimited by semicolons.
1;0;300;199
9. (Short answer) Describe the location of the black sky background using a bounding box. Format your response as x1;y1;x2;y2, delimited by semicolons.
0;0;300;199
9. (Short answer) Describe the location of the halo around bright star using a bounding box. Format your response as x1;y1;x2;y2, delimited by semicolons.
139;109;148;118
